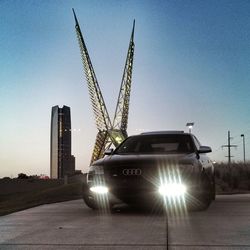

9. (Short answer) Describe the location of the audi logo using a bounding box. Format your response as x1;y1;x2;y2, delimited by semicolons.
122;168;142;176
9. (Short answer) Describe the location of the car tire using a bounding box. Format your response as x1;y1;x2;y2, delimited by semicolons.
83;193;98;210
82;183;98;210
187;172;213;211
196;172;213;210
82;183;112;211
211;175;216;200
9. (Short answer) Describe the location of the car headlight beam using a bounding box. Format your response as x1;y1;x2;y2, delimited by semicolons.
90;186;109;194
158;183;186;197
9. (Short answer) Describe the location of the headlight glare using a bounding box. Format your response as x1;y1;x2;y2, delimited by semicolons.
90;186;109;194
159;183;186;197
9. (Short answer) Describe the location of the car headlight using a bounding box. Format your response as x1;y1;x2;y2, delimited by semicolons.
87;166;104;183
90;185;109;194
158;183;186;197
93;165;104;174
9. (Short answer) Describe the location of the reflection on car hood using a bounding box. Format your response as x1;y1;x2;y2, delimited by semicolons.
93;153;196;167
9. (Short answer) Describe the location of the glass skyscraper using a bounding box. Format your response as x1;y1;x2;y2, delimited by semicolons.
50;105;75;179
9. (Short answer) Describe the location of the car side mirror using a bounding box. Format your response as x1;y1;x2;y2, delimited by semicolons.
104;148;114;155
198;146;212;154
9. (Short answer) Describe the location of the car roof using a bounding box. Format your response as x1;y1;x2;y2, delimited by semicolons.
140;131;188;135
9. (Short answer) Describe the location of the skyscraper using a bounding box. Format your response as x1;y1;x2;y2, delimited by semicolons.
50;105;75;179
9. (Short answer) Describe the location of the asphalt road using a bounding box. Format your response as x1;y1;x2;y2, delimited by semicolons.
0;195;250;250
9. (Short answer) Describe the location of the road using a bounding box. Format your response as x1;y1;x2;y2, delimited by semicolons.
0;195;250;250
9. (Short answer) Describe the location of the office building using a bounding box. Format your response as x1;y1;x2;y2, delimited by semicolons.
50;105;75;179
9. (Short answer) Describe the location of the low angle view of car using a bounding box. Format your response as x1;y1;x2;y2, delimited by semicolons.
82;131;215;211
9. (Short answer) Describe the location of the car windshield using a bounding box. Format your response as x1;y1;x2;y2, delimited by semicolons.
115;134;195;154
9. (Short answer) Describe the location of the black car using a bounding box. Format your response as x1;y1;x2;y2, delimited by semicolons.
82;131;215;211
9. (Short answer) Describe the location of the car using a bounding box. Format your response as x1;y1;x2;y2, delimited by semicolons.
82;131;215;211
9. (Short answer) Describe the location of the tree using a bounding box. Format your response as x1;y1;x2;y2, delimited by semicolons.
17;173;29;179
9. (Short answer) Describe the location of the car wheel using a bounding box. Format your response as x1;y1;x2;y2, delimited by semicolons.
82;184;98;210
188;172;213;211
83;193;98;210
82;183;112;211
211;175;216;200
196;172;213;210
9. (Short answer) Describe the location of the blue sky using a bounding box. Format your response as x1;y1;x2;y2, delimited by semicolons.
0;0;250;177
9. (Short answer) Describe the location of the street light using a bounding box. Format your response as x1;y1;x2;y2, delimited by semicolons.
186;122;194;133
241;134;246;163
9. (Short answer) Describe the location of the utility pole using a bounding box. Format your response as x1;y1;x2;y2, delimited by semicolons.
241;134;246;163
222;131;237;165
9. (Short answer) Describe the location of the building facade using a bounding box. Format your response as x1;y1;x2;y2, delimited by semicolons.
50;105;75;179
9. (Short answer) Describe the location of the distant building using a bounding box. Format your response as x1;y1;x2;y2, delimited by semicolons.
50;105;75;179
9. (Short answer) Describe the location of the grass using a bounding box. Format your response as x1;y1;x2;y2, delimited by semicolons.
0;182;82;216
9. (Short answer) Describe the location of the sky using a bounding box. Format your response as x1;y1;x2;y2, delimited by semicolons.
0;0;250;177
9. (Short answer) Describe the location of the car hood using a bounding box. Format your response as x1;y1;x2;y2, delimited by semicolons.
93;153;197;167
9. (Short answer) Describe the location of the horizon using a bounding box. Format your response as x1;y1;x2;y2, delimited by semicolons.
0;0;250;177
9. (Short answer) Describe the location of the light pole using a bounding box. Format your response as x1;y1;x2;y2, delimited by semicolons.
186;122;194;133
241;134;246;163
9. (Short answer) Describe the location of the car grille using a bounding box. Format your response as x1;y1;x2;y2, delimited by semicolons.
105;166;157;192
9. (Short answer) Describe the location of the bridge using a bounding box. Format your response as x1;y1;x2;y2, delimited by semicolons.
73;9;135;164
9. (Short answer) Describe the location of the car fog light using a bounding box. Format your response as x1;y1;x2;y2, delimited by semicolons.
159;183;186;197
90;186;109;194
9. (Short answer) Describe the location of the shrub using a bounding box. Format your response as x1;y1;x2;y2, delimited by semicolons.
214;162;250;192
